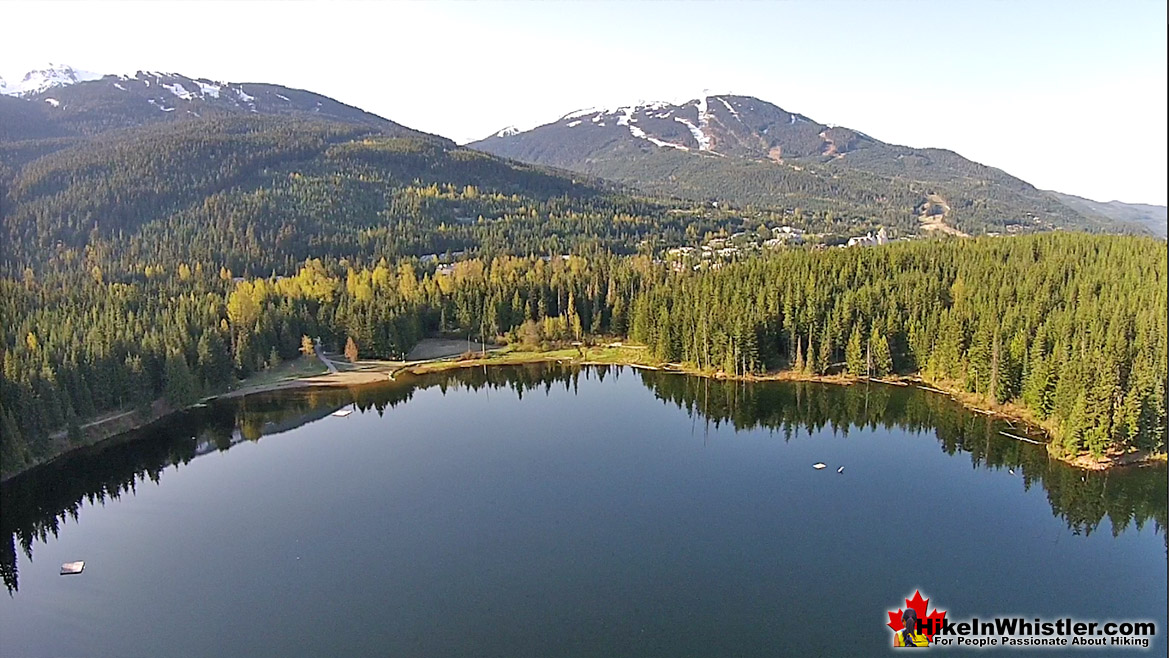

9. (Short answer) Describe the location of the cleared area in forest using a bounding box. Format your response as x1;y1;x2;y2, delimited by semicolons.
405;338;502;361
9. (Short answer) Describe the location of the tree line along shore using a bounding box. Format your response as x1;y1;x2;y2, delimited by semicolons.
2;233;1165;480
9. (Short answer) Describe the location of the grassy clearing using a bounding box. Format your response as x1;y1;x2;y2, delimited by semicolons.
396;344;658;375
224;356;329;393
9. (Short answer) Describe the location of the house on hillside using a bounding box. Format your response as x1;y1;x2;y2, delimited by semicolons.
771;225;805;244
847;227;890;247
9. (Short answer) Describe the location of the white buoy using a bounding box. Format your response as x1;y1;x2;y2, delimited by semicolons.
812;463;827;470
837;466;844;474
60;561;84;575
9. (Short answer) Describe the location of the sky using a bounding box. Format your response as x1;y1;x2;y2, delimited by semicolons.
2;0;1165;205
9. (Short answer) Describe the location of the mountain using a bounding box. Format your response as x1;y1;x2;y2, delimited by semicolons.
1047;191;1167;238
0;64;422;142
471;95;1112;236
1;66;707;279
0;115;638;275
0;63;104;96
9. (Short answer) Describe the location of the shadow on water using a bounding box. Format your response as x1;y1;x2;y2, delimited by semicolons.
2;364;1165;594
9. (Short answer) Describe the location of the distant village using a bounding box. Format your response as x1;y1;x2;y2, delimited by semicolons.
662;225;893;270
414;225;898;275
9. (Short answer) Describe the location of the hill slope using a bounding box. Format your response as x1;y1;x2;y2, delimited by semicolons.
2;71;744;278
0;113;662;276
1;64;418;140
471;95;1109;235
1048;191;1167;238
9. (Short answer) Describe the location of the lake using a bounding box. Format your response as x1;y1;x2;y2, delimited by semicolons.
1;365;1165;656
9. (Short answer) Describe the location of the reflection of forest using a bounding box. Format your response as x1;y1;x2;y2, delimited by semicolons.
3;365;1165;593
639;370;1167;549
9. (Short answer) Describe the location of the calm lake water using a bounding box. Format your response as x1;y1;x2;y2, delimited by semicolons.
2;365;1165;657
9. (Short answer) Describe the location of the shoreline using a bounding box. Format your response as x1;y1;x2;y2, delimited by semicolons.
235;346;1168;471
5;345;1164;482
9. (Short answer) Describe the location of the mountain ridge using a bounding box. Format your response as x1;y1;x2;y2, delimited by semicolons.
470;94;1120;236
0;63;105;97
0;66;1152;239
0;64;446;145
1046;191;1167;238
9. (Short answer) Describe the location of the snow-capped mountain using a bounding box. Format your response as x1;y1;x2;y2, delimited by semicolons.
472;95;858;164
471;94;1098;233
0;63;104;97
0;66;420;139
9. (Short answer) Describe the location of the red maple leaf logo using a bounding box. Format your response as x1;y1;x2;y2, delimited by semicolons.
887;590;947;642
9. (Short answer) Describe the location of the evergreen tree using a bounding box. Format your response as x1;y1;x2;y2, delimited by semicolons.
163;351;199;406
870;327;893;377
846;326;865;376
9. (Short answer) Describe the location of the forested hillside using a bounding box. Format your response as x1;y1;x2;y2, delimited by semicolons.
1;82;1164;480
2;231;1164;476
0;113;713;277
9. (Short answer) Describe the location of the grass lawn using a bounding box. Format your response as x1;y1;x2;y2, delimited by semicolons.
229;356;329;390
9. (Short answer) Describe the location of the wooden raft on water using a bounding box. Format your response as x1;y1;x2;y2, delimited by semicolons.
60;561;85;575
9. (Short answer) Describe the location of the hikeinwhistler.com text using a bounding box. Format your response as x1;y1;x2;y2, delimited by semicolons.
918;617;1156;649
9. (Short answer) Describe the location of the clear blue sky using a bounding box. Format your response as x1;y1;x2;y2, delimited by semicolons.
2;0;1165;204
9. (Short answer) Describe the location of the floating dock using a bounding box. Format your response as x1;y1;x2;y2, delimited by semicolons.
331;408;353;417
60;561;85;575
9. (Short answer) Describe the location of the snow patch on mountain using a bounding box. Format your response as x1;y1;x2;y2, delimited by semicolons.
628;122;690;151
163;82;194;101
494;126;520;137
674;116;709;150
561;101;673;125
196;81;221;98
562;107;599;121
0;63;104;97
716;96;741;122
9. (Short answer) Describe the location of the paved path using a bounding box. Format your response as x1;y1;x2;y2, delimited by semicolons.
314;339;339;374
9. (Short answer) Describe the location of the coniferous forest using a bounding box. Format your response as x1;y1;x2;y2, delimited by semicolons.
1;113;1166;478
